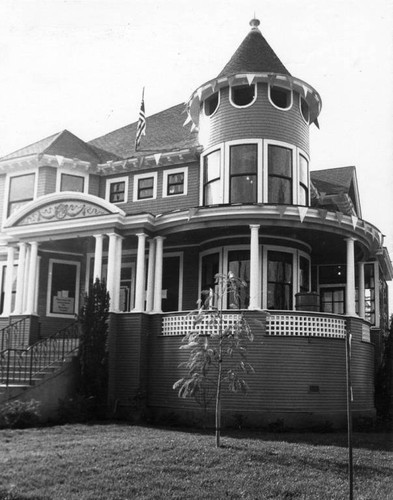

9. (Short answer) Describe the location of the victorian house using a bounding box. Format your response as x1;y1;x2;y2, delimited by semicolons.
0;19;391;427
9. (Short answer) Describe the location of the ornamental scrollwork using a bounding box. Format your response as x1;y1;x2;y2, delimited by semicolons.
19;202;109;225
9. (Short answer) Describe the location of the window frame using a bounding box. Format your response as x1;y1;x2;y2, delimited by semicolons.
4;170;38;219
299;95;310;124
46;258;81;318
162;167;188;198
133;172;158;201
229;84;257;109
56;169;89;194
268;84;293;111
105;176;129;204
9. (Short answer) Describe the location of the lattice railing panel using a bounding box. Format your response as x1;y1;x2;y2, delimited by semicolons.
266;314;346;338
162;314;241;336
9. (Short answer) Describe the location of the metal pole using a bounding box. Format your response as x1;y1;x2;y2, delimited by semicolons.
346;327;353;500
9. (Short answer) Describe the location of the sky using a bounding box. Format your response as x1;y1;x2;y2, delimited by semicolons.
0;0;392;282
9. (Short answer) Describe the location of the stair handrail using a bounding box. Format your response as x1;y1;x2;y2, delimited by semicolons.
0;317;29;351
0;320;81;386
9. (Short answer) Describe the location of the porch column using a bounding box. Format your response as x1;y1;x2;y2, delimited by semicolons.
358;262;365;319
153;236;165;313
134;233;147;312
3;246;15;316
249;224;260;310
345;237;356;316
145;238;156;312
26;242;39;315
93;234;104;281
107;233;122;312
14;242;27;315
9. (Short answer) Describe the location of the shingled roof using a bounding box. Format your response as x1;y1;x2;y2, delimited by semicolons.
89;103;199;159
0;129;108;163
217;19;291;78
311;166;356;195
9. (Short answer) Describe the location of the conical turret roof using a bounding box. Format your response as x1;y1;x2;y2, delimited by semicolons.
217;18;291;78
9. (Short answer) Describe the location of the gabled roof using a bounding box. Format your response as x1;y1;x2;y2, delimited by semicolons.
217;19;291;79
0;129;105;164
88;103;199;159
311;166;362;218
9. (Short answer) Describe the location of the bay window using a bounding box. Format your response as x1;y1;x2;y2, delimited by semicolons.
229;144;257;203
268;145;292;204
203;150;221;205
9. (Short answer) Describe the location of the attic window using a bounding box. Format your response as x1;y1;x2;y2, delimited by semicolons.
300;97;310;123
204;92;219;116
269;85;292;110
230;84;256;108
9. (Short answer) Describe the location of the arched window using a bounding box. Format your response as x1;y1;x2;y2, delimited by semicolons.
269;85;292;110
230;84;256;107
204;92;219;116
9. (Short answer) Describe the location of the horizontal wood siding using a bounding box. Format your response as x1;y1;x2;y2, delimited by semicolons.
206;85;309;154
38;166;56;196
144;312;375;421
0;174;5;225
88;174;100;197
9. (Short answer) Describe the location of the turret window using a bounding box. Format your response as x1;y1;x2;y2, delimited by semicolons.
268;145;293;204
269;85;292;110
298;154;309;206
230;84;256;107
203;150;221;205
300;97;310;123
204;92;219;116
229;144;257;203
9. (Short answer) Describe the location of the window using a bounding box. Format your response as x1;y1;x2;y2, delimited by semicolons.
201;252;220;308
319;265;346;285
106;176;129;204
267;251;293;310
268;145;293;204
204;92;219;116
227;250;250;308
203;150;221;205
8;173;35;216
230;84;256;107
0;264;17;314
299;256;310;293
47;260;80;317
163;168;188;197
364;263;375;324
269;85;292;110
320;288;345;314
60;173;85;192
133;172;157;201
229;144;257;203
298;154;309;206
300;97;310;123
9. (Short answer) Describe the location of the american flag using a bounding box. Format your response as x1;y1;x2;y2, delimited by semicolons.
135;89;146;151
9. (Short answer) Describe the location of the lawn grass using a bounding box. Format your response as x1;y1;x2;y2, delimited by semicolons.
0;424;392;499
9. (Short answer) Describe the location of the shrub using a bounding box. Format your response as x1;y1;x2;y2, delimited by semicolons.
0;400;41;429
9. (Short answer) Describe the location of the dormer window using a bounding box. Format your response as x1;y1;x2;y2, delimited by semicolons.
300;97;310;123
204;92;219;116
60;173;85;192
269;85;292;110
230;84;256;107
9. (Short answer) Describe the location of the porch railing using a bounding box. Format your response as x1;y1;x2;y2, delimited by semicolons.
0;317;29;350
0;321;80;387
162;313;241;336
266;313;346;338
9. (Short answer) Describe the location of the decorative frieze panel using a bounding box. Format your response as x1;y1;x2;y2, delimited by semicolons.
18;202;110;225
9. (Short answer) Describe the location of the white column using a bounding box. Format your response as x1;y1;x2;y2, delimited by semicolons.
146;239;156;312
93;234;104;281
153;236;165;313
358;262;365;319
249;224;260;310
14;242;27;315
133;233;147;312
107;233;122;312
345;238;356;316
113;235;123;312
26;242;39;315
3;246;15;316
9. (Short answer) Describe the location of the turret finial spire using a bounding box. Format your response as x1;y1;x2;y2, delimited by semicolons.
249;17;260;30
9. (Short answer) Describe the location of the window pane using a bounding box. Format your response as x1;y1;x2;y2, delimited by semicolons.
268;177;292;204
228;250;250;309
139;177;153;189
110;181;125;203
299;155;308;185
61;174;84;192
9;174;35;202
270;87;291;109
231;85;255;106
267;251;293;310
230;145;257;175
299;256;310;292
203;150;220;182
167;173;184;195
138;177;154;199
204;180;221;205
268;146;292;177
230;175;257;203
300;97;310;122
204;92;219;116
